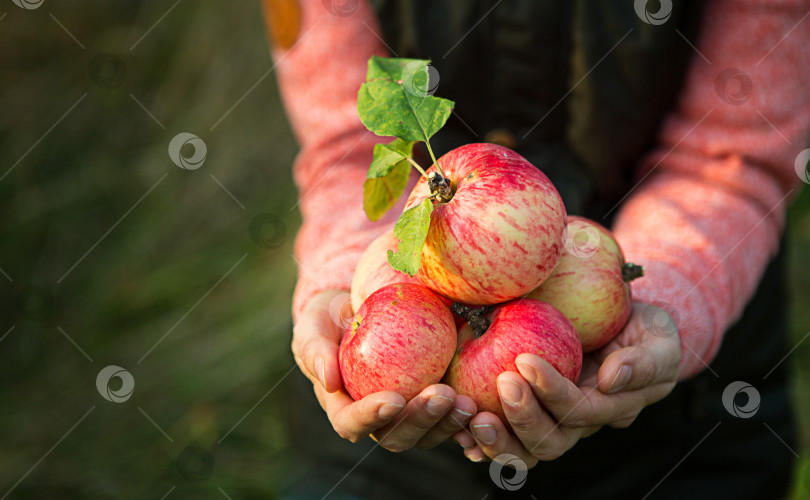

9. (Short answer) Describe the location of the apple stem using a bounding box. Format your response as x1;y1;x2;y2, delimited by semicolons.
406;151;452;202
622;263;645;282
428;172;453;203
451;303;494;338
406;157;429;178
424;141;445;178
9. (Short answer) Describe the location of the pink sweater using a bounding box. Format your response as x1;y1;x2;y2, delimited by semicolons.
269;0;810;379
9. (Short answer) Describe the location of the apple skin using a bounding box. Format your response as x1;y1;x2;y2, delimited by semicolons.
350;229;465;328
444;298;582;422
405;143;566;305
350;228;422;313
339;283;457;401
526;216;633;352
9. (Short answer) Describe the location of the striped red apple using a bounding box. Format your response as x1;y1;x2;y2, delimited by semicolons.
338;283;457;401
444;298;582;422
404;143;567;305
527;216;642;352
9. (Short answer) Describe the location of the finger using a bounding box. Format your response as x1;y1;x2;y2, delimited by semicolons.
468;412;539;466
315;383;405;443
373;384;458;452
597;306;681;394
463;445;488;463
496;371;574;458
293;290;350;393
415;394;477;449
454;430;488;462
516;354;605;426
577;354;602;387
453;428;476;449
293;336;343;393
517;353;665;428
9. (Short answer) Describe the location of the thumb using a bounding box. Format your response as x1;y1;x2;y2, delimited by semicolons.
596;304;681;394
292;289;352;393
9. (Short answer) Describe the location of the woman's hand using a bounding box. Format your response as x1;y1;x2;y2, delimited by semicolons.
454;303;681;466
292;289;477;451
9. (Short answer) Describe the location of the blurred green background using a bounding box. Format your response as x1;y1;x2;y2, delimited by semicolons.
0;2;808;499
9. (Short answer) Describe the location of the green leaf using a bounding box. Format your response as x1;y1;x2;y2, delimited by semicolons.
363;139;416;221
363;165;410;222
367;138;415;178
357;56;455;143
387;198;433;276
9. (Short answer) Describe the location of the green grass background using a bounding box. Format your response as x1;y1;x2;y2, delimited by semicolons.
0;2;807;498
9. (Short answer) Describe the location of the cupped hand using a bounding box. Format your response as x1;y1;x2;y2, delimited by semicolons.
454;302;681;466
292;289;477;451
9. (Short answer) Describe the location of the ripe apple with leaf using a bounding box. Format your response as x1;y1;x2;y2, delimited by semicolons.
444;298;582;422
338;283;457;401
405;143;566;304
526;216;644;352
356;56;566;305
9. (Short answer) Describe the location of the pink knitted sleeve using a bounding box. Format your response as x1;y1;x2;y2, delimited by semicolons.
613;0;810;378
267;0;403;322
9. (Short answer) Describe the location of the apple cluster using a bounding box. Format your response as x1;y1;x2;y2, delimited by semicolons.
340;143;641;421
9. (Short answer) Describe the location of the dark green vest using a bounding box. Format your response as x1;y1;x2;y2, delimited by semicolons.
370;0;791;394
372;0;704;218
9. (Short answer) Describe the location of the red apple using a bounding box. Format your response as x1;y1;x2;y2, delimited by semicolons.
526;216;641;352
351;228;422;313
404;143;566;305
444;298;582;422
339;283;457;401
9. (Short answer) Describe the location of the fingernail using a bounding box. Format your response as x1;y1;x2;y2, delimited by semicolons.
472;424;496;445
378;403;404;420
426;395;454;416
454;408;473;418
609;365;632;393
498;379;523;407
315;357;326;388
516;362;538;385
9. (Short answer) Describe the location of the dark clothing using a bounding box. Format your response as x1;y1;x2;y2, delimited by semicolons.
373;0;703;218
